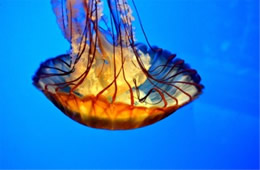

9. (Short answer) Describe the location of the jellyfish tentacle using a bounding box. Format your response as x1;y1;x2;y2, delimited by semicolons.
113;0;135;105
69;1;101;93
131;0;156;52
51;0;81;42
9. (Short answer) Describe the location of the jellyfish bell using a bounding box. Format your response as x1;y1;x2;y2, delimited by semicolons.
33;0;203;130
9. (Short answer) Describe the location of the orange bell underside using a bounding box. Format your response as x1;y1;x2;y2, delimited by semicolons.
46;91;179;130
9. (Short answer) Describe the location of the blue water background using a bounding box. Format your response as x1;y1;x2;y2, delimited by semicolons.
0;0;259;169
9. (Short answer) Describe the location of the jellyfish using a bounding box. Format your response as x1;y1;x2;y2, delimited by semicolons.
33;0;203;130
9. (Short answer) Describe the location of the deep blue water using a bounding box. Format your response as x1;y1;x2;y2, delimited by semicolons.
0;0;259;169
